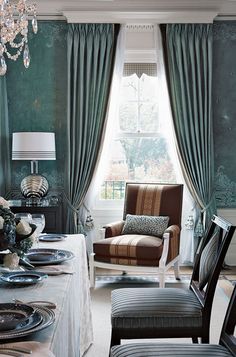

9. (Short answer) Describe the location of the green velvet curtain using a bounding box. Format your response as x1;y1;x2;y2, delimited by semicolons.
0;76;10;196
66;23;119;233
162;24;216;228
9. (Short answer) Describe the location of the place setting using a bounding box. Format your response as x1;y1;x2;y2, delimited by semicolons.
0;197;92;357
0;205;74;285
0;301;55;341
0;271;48;287
25;248;74;266
38;234;67;243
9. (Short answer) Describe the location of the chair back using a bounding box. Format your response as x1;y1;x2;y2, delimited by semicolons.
123;183;183;227
220;284;236;356
191;215;236;332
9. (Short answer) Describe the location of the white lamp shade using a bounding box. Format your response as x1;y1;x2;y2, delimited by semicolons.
12;132;56;160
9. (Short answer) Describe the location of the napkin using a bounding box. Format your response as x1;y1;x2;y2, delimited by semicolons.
35;264;74;275
0;341;55;357
0;266;24;273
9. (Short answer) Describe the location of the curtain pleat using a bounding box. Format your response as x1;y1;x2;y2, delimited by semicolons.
163;24;216;229
0;77;10;196
66;24;120;233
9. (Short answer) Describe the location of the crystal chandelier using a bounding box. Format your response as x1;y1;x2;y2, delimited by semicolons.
0;0;37;76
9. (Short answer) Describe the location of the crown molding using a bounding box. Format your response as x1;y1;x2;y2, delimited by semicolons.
63;10;218;23
35;0;236;18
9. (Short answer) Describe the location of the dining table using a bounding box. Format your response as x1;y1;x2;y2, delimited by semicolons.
0;234;93;357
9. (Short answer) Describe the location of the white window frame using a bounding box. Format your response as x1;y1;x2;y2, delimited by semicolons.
94;25;160;211
95;72;163;210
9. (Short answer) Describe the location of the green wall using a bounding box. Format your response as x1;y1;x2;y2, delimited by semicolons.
7;21;67;192
5;20;236;208
213;21;236;207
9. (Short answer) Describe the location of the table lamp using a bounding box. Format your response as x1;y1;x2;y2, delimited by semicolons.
12;132;56;199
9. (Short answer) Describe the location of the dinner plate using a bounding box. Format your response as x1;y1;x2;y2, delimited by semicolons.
0;310;42;335
38;234;67;242
26;248;74;266
0;306;55;339
0;304;35;332
0;271;48;286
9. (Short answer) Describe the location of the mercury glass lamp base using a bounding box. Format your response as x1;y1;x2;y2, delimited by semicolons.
20;174;49;198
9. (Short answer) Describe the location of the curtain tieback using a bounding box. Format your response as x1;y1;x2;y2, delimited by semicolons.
82;203;94;231
200;194;215;213
64;196;80;214
64;196;82;229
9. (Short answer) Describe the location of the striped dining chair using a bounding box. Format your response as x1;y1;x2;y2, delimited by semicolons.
110;282;236;357
110;215;236;347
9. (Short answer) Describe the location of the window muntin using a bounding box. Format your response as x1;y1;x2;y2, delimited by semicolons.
100;65;176;201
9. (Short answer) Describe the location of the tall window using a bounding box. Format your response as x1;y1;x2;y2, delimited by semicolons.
101;63;177;200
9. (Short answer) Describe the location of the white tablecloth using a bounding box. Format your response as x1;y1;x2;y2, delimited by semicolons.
0;234;93;357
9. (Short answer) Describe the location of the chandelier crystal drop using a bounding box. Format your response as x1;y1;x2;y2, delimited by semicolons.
0;0;37;76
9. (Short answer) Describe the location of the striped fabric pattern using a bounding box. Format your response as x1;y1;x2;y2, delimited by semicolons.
93;234;163;266
104;221;125;238
166;225;180;262
111;288;202;329
110;343;233;357
199;231;219;289
135;185;163;216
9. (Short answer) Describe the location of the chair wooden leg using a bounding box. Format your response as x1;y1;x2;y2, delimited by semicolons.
159;273;165;288
89;255;95;288
192;337;199;343
110;329;121;348
201;336;209;343
174;260;180;280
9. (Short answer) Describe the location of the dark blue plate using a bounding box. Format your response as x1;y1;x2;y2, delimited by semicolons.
0;271;48;285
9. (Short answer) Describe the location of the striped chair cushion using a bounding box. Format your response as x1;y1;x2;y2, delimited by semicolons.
93;235;163;266
199;231;219;289
111;288;202;329
110;343;233;357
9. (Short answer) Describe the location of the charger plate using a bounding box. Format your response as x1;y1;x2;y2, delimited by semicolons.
0;271;48;286
39;234;67;242
26;248;74;266
0;306;55;339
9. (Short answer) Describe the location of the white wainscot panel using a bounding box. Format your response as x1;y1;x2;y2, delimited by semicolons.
91;208;123;242
218;209;236;266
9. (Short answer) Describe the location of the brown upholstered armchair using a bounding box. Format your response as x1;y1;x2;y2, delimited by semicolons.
89;183;183;288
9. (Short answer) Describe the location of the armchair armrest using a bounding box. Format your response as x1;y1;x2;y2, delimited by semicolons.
103;221;125;238
164;225;180;238
164;225;181;263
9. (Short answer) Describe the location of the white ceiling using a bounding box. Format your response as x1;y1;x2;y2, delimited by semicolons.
35;0;236;22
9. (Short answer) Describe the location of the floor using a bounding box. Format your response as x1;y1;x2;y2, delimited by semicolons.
96;265;236;278
95;265;236;297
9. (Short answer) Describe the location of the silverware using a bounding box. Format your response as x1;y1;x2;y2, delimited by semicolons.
13;299;56;310
37;269;74;275
22;266;74;275
0;346;32;354
0;348;24;357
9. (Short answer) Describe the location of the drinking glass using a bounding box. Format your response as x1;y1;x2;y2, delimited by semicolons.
31;214;46;246
15;213;32;224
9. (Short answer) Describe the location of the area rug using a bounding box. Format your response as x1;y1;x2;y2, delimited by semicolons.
95;274;191;284
84;275;233;357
